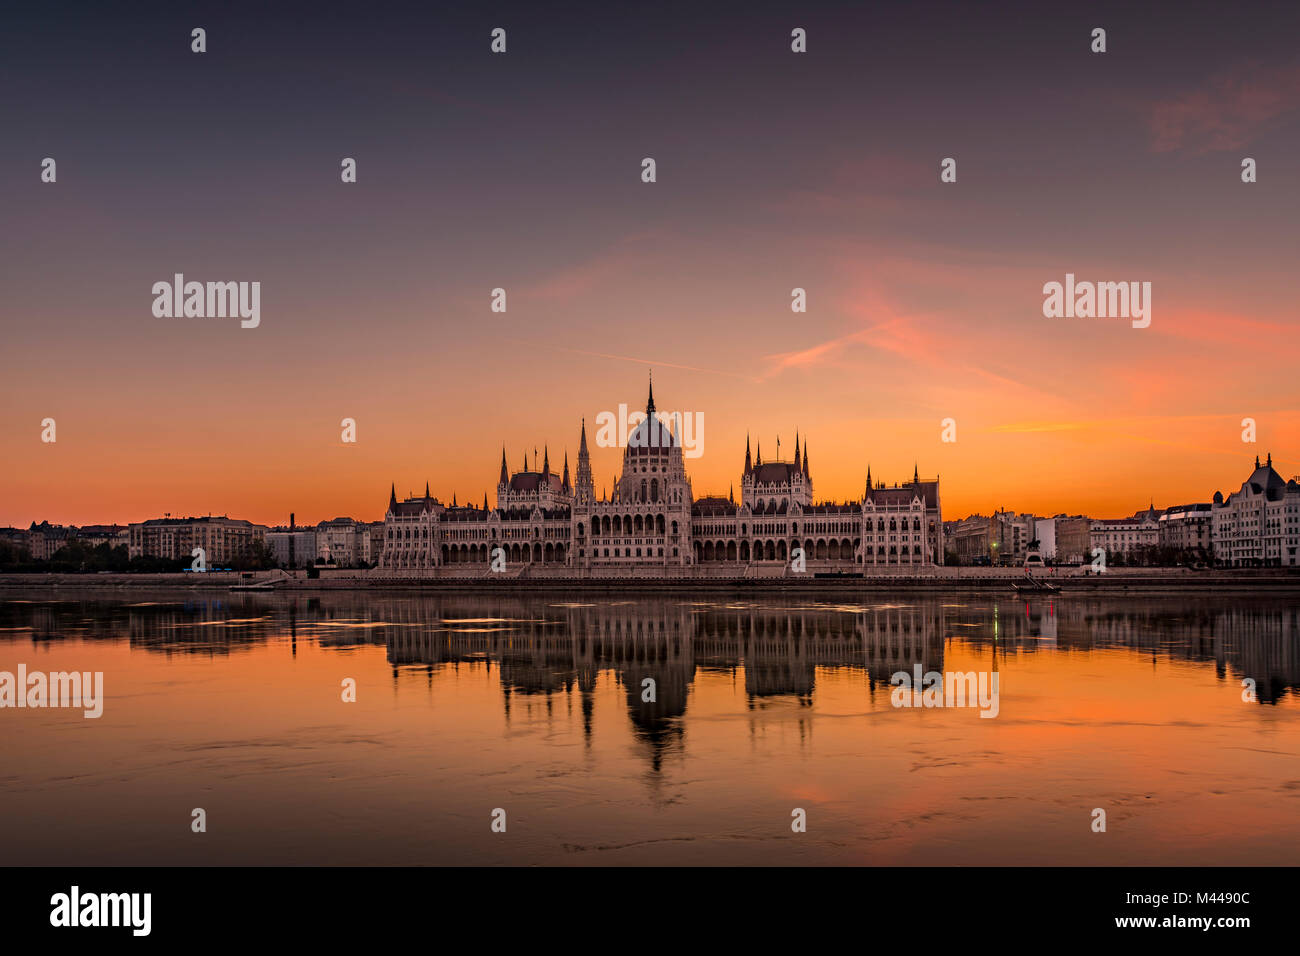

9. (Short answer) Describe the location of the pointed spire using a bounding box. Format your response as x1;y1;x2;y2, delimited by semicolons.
866;463;872;494
389;482;397;510
452;492;457;507
646;371;655;416
1267;452;1272;467
803;442;809;478
756;441;762;466
543;445;550;476
483;493;489;512
425;481;431;499
575;420;594;501
499;447;509;486
794;431;800;471
522;451;528;474
913;462;919;484
562;451;570;490
729;483;734;504
744;433;752;473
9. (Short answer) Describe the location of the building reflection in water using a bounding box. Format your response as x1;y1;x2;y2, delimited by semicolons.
3;591;1298;717
379;601;948;757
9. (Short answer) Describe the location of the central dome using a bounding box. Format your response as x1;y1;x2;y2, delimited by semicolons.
626;412;679;454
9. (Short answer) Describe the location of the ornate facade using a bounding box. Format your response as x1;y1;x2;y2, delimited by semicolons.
1211;454;1300;567
378;379;944;575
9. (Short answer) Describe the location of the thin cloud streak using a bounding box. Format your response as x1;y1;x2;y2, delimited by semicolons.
1149;60;1300;153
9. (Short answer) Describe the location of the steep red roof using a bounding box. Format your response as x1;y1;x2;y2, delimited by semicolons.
509;471;564;493
865;480;939;507
751;462;800;485
692;496;737;517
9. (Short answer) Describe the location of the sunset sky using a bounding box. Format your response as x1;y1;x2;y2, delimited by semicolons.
2;0;1297;527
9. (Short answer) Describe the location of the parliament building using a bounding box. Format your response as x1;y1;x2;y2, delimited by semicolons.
378;379;944;576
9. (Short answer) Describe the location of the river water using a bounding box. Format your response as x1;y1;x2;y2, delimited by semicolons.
1;590;1297;865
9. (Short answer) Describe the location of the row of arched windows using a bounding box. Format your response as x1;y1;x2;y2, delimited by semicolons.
869;517;922;532
588;547;667;558
586;514;674;536
692;538;861;562
440;542;567;564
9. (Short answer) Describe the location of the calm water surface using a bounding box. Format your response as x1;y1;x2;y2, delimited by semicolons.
1;590;1298;865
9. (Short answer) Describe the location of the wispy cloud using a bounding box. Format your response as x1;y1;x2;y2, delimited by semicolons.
521;232;665;302
987;421;1091;434
763;318;907;372
1149;60;1300;153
